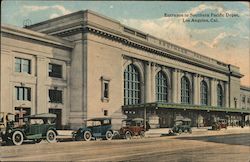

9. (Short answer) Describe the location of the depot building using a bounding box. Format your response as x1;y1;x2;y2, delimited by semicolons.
1;10;250;129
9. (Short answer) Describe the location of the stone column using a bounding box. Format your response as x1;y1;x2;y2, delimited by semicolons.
65;62;71;126
172;69;178;103
177;70;182;103
210;78;217;106
145;61;151;103
197;76;201;105
36;56;47;114
151;63;156;102
193;74;198;105
225;82;229;108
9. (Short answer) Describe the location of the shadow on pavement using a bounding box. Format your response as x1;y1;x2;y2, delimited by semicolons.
175;133;250;147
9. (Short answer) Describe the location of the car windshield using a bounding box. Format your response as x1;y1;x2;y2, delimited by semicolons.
175;121;183;126
30;119;44;125
87;120;101;127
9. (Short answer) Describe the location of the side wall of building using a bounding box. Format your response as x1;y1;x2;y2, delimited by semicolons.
1;28;72;128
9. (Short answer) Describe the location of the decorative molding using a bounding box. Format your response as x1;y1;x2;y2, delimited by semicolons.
85;26;237;77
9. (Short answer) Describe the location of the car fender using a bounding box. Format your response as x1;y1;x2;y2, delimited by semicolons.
122;129;132;135
77;128;92;138
10;129;27;139
47;128;58;135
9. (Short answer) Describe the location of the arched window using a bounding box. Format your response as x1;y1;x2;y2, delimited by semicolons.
156;71;168;102
181;76;190;104
200;81;208;105
124;64;141;105
217;84;223;107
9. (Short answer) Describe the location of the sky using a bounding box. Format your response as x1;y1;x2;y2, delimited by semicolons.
1;1;250;86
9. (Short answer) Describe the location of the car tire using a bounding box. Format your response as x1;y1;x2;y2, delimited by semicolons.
125;131;132;140
46;130;57;143
184;129;188;133
140;131;145;138
178;129;182;134
189;129;192;134
105;130;113;140
12;131;24;146
83;131;92;141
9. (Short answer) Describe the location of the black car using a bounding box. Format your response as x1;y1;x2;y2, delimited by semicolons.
1;113;57;145
73;118;114;141
169;118;192;135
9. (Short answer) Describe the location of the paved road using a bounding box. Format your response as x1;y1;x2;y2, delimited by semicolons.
0;132;250;161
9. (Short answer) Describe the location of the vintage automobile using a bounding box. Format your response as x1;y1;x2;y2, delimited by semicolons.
119;118;147;139
73;117;114;141
212;119;228;130
169;118;192;135
0;112;15;142
1;113;58;145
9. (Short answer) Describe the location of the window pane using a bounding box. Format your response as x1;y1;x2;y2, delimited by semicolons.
49;89;63;103
22;59;30;74
19;87;23;100
15;87;19;100
49;64;62;78
200;81;208;105
217;84;223;107
103;82;109;98
124;64;140;105
15;58;21;72
181;76;190;104
155;71;168;102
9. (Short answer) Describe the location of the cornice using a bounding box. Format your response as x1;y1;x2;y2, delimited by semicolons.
1;25;74;49
42;23;242;78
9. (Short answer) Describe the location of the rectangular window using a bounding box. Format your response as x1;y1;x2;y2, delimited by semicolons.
104;110;108;116
49;63;62;78
15;87;31;101
15;58;31;74
136;32;147;39
104;82;109;98
124;27;135;35
242;96;246;103
49;89;63;103
101;77;110;102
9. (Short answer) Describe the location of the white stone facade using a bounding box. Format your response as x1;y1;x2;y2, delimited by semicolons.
1;10;249;128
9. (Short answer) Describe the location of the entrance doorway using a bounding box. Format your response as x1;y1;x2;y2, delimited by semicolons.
49;108;62;129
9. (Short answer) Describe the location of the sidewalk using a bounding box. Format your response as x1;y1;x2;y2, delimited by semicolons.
145;126;250;138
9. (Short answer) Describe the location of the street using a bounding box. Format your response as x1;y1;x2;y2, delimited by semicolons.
0;130;250;162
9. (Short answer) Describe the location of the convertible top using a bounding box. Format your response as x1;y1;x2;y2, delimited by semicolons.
123;118;144;122
174;118;191;122
22;113;57;119
87;117;111;121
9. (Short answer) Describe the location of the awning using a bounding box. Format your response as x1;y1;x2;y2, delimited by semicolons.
122;102;250;115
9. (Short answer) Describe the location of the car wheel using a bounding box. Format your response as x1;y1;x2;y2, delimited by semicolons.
184;129;188;133
46;130;57;143
178;129;182;134
189;129;192;134
140;131;145;138
83;131;92;141
12;131;24;146
105;130;113;140
125;131;132;140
